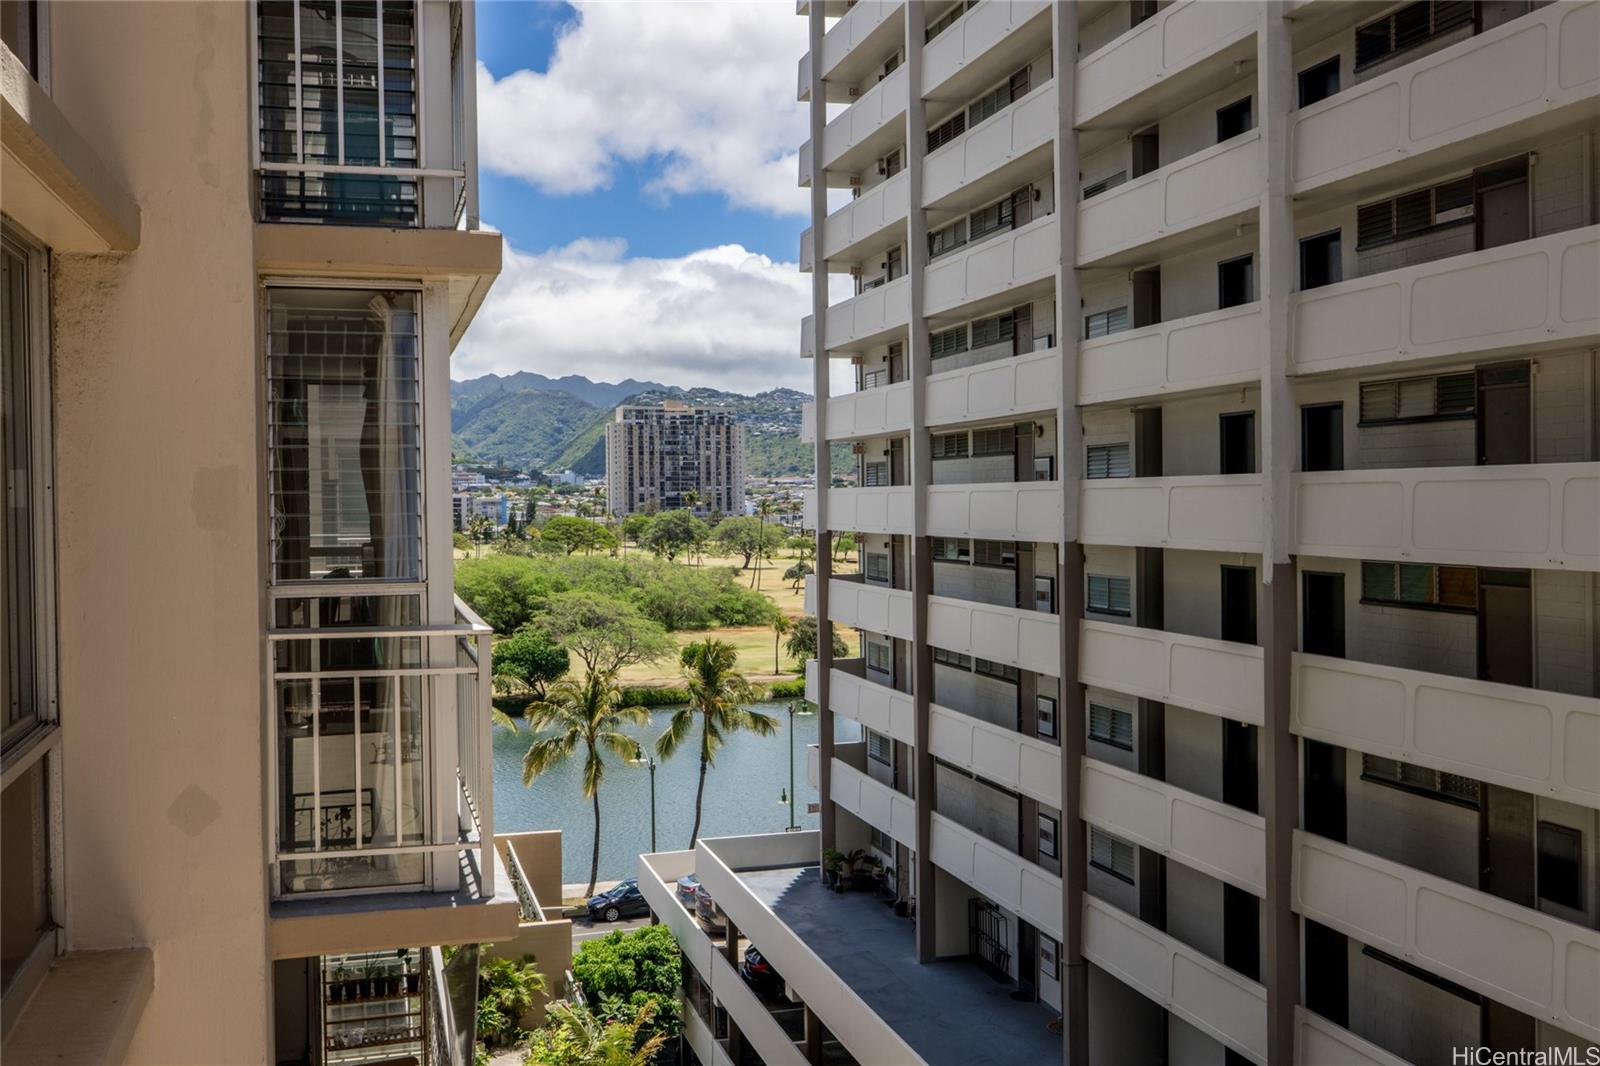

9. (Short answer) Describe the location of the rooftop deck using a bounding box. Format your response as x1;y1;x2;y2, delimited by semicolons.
741;865;1063;1066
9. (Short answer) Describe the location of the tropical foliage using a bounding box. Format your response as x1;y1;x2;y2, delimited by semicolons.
571;925;682;1051
523;998;665;1066
476;955;546;1048
784;616;849;662
493;626;571;701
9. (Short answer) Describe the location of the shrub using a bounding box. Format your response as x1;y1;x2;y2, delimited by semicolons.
619;686;688;708
765;677;807;698
571;926;682;1050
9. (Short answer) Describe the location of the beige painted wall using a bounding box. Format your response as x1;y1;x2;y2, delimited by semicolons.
45;3;270;1061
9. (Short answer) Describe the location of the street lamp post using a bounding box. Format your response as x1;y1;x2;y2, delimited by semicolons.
785;701;798;829
632;747;659;853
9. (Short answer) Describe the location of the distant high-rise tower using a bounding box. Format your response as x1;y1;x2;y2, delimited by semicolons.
605;400;747;516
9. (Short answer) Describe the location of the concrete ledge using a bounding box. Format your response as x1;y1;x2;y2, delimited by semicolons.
1;45;141;252
1;948;154;1064
270;882;520;960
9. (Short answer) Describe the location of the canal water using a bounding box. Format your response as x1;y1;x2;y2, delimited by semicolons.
492;700;862;886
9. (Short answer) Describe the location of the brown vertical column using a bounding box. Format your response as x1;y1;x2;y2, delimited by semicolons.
1257;5;1299;1063
803;1004;825;1065
1051;4;1088;1062
903;0;938;965
807;0;835;859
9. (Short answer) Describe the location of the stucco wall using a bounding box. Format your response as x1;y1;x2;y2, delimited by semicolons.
45;3;270;1062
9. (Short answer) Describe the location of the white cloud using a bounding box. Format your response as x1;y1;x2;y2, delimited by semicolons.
456;237;850;393
477;2;809;216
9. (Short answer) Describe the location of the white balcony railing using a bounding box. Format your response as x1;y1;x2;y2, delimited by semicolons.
1291;225;1600;377
1077;131;1260;265
801;169;910;272
1295;1009;1415;1066
819;62;909;172
802;273;912;358
1079;619;1264;726
1292;2;1600;195
1294;832;1600;1045
1075;0;1258;126
923;80;1056;207
922;0;1050;99
926;345;1061;428
1081;474;1263;553
817;0;904;83
1295;462;1600;571
265;593;494;899
1078;303;1260;406
925;213;1058;317
926;480;1064;543
927;594;1060;676
813;663;917;745
831;758;918;848
800;379;913;443
806;575;915;640
931;703;1062;808
931;811;1063;941
803;485;916;535
1292;652;1600;810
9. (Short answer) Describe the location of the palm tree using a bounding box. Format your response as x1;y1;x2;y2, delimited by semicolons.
521;670;645;897
750;497;775;590
657;640;778;848
771;614;794;674
683;489;701;565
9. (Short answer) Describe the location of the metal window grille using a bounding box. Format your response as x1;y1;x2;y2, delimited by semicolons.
1085;442;1131;479
1084;307;1130;340
1090;828;1136;883
1089;703;1134;750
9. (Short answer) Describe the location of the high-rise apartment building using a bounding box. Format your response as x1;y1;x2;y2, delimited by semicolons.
0;3;568;1061
606;400;747;517
641;3;1600;1064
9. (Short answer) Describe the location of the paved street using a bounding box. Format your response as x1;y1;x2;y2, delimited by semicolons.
571;914;651;944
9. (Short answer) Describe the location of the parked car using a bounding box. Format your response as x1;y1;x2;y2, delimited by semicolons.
587;878;649;923
694;883;721;924
740;946;784;998
675;872;700;907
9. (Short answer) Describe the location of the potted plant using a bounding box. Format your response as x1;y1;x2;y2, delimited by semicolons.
329;966;350;1002
847;849;877;892
362;958;382;1000
821;848;848;892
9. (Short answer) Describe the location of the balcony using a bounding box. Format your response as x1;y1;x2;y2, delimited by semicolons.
1080;474;1263;553
1079;619;1263;726
1295;1009;1413;1066
932;810;1064;941
801;273;911;358
800;379;913;442
1290;225;1600;377
1083;898;1267;1064
1081;759;1264;896
1074;0;1257;130
922;0;1050;102
830;757;918;848
930;702;1061;808
800;168;909;272
815;0;904;87
924;80;1056;210
805;574;914;640
926;480;1064;542
1078;304;1259;407
1294;462;1600;571
808;660;917;745
1291;652;1600;810
1293;831;1600;1044
801;485;915;534
814;63;909;176
1076;131;1260;268
927;594;1060;676
1291;2;1600;201
926;346;1060;428
925;213;1058;319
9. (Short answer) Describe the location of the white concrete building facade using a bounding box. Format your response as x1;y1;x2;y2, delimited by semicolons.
605;399;748;517
645;3;1600;1065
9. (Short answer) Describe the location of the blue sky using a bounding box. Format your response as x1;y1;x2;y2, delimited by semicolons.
453;2;827;392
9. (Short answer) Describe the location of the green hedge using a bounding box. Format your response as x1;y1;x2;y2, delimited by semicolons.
619;686;689;708
764;677;807;698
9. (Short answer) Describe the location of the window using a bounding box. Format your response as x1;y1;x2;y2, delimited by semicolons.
1218;255;1254;308
1354;1;1473;71
1361;755;1481;807
1084;307;1130;339
884;246;904;281
1360;561;1478;610
970;309;1019;349
1298;57;1340;107
930;325;969;360
1356;177;1474;248
926;0;976;42
971;427;1014;457
1216;97;1253;142
972;540;1016;568
1085;442;1131;479
866;729;893;766
1089;703;1134;751
1038;814;1059;859
928;217;968;259
975;659;1019;683
1130;0;1158;27
1537;823;1583;911
882;149;902;178
267;288;423;583
1358;371;1475;424
968;196;1016;242
930;537;970;563
1082;172;1127;200
1036;695;1058;739
870;826;893;853
864;552;890;583
931;432;969;460
968;67;1031;127
932;647;972;670
866;642;893;674
862;461;889;487
1;0;42;82
927;111;967;152
1087;575;1132;617
1090;828;1136;884
1300;231;1342;290
256;0;422;225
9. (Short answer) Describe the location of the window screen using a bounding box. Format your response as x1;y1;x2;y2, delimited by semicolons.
1085;443;1131;479
1089;703;1134;750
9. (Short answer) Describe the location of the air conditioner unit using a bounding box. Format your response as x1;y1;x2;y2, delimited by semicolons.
851;442;866;454
850;355;864;365
847;174;863;187
849;266;863;278
848;85;862;98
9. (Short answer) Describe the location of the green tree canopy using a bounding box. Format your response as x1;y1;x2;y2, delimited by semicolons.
491;626;570;700
620;513;654;546
454;554;563;633
712;515;785;568
784;616;849;662
542;515;617;556
637;509;706;561
525;998;665;1066
571;925;682;1051
783;560;813;591
541;591;675;677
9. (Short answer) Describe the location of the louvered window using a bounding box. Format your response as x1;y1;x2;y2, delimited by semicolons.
925;0;976;42
930;324;969;359
866;642;892;673
968;196;1015;242
929;218;968;259
267;288;422;583
864;552;890;582
1090;828;1136;883
931;432;969;460
1084;307;1130;340
1082;172;1127;200
932;647;973;669
971;427;1014;456
927;111;967;152
1360;561;1478;609
1354;1;1473;71
972;540;1016;568
1087;575;1132;617
970;309;1019;349
1359;371;1475;424
968;68;1030;128
930;537;970;562
1361;754;1481;806
1356;175;1475;248
867;729;893;765
975;658;1018;683
256;0;422;225
1089;703;1134;750
1085;442;1131;479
